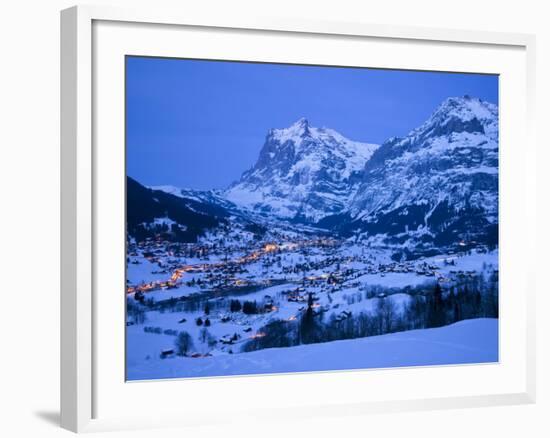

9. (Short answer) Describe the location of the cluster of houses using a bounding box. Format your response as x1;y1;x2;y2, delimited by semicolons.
126;233;344;295
128;228;482;304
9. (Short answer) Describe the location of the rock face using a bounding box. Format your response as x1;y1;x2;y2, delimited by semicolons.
141;95;499;254
345;96;499;252
224;118;379;222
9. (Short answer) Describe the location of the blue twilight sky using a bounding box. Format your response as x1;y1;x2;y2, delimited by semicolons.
126;56;498;190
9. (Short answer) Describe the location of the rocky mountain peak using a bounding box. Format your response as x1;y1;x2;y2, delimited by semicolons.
347;96;499;251
267;117;313;148
225;120;379;222
412;96;498;139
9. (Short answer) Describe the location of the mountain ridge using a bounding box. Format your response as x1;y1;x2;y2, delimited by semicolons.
224;117;379;222
136;95;499;256
341;95;499;254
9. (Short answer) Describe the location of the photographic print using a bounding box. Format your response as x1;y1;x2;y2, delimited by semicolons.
125;57;499;381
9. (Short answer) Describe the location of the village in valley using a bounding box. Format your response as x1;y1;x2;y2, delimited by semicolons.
126;215;499;375
125;59;500;379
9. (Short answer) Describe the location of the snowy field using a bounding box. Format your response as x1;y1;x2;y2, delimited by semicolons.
127;318;498;380
126;236;498;380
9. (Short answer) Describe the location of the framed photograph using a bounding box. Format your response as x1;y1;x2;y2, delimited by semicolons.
61;5;537;432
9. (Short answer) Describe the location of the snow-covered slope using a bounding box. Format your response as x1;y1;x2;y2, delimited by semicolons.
127;318;498;380
127;176;230;243
151;184;240;213
145;96;499;254
225;118;379;222
345;96;499;250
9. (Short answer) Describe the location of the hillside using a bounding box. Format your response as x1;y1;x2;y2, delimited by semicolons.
127;318;498;380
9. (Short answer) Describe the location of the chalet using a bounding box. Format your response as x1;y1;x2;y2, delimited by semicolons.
160;349;174;359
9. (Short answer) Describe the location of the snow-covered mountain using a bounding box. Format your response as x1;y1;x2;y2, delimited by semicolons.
224;118;379;222
343;96;499;251
150;184;240;213
127;177;230;243
141;96;499;254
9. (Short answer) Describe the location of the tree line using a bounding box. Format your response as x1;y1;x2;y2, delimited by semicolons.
242;271;498;353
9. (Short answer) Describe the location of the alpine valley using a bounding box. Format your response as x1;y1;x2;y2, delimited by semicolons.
126;96;499;380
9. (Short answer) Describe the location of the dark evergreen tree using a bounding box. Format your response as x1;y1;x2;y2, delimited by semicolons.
427;283;445;328
474;290;482;317
242;301;258;315
300;293;317;344
230;299;242;312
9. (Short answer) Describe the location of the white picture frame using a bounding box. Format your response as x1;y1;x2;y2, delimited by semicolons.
60;4;537;433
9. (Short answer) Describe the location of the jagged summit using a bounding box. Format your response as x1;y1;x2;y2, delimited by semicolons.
148;95;499;252
347;95;499;249
410;96;498;140
293;116;309;128
225;119;379;221
432;95;497;120
268;118;311;146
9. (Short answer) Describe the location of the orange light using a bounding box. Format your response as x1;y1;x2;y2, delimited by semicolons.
263;244;278;252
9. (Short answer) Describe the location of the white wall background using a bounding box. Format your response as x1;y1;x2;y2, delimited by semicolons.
0;0;547;437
